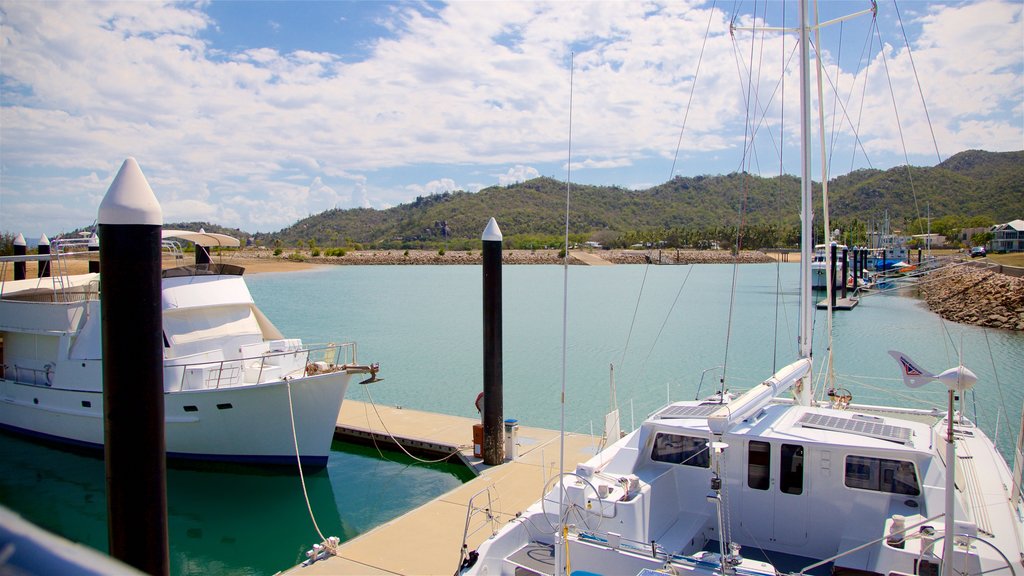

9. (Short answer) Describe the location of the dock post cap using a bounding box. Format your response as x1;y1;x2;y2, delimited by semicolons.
88;233;99;247
14;233;25;246
98;157;163;226
38;233;50;246
481;217;503;242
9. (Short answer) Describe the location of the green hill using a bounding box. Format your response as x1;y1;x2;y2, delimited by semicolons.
260;149;1022;250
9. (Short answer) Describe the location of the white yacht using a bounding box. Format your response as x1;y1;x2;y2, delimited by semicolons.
0;231;377;467
461;2;1024;575
811;242;848;290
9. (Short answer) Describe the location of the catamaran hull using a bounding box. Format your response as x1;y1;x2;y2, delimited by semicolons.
0;372;352;467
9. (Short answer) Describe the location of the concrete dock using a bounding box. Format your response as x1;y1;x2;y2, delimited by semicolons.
283;401;601;575
816;296;859;310
569;251;613;266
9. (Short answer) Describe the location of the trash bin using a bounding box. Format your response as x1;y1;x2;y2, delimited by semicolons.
504;419;519;461
473;424;484;458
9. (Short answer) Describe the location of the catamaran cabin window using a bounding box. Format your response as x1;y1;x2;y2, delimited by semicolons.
651;433;709;468
845;455;920;495
780;444;804;495
748;441;770;490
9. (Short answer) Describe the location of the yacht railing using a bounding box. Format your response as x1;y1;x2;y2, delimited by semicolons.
456;486;502;574
163;342;358;392
3;364;55;387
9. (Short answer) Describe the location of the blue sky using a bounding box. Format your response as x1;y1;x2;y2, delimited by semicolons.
1;1;1021;237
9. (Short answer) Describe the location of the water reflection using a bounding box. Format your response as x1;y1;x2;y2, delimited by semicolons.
0;432;471;575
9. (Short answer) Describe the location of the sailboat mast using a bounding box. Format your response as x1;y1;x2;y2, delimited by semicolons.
796;0;814;406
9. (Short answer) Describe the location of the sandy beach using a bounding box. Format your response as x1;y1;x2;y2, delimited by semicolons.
2;248;797;282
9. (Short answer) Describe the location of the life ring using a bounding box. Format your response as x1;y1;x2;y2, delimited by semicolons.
475;392;484;414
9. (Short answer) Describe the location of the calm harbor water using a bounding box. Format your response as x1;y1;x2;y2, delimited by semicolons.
1;262;1021;575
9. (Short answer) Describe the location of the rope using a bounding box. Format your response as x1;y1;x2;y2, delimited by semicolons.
361;385;464;464
285;380;337;560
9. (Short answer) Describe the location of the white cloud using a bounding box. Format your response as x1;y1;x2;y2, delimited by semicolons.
567;157;634;171
406;178;459;196
0;1;1019;236
498;165;541;186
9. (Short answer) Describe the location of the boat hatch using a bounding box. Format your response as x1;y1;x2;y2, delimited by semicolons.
798;413;913;445
656;404;721;419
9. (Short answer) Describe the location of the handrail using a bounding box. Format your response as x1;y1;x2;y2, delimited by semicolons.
456;486;500;575
164;342;357;392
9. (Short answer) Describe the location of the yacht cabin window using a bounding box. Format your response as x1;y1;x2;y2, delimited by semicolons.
651;433;709;468
844;455;920;495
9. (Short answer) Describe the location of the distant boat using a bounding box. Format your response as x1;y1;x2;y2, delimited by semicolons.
811;242;848;289
0;230;378;467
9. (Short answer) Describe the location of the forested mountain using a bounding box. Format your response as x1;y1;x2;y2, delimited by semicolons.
260;149;1021;249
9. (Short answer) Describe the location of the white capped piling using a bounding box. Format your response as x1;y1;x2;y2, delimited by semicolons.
482;217;504;465
13;233;26;280
98;157;169;576
88;233;100;273
37;234;50;278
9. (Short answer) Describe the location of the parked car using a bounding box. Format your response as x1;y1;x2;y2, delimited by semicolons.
970;246;986;258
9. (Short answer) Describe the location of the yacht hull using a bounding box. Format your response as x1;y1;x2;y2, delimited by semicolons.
0;372;351;467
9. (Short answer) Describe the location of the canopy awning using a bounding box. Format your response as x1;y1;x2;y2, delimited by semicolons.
162;229;240;248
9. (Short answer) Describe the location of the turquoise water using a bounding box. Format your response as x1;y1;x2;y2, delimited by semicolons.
250;263;1024;448
1;263;1021;574
0;433;473;575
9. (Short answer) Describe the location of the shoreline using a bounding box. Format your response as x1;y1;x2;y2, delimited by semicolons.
220;247;788;269
1;249;797;280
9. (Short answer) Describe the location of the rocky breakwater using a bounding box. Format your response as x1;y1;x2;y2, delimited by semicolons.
606;250;775;264
920;266;1024;331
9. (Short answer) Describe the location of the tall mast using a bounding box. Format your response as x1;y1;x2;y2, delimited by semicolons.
795;0;814;406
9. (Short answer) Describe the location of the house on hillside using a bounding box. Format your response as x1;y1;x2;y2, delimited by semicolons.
990;219;1024;253
958;226;990;246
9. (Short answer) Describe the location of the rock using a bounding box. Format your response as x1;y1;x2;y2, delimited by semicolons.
919;266;1024;331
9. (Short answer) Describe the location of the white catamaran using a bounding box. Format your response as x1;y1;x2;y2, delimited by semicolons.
461;2;1024;575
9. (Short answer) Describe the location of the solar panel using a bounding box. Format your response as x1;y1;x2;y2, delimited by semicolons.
657;404;722;419
798;412;913;445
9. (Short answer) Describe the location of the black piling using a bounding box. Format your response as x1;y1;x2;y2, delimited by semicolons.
88;234;100;274
37;234;50;278
98;158;169;576
481;217;504;465
195;237;211;266
13;233;26;281
917;248;922;264
841;247;849;298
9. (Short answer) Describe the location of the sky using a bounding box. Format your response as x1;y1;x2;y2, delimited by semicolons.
1;0;1021;238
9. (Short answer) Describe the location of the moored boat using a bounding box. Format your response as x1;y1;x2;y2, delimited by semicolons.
0;231;378;467
460;2;1024;575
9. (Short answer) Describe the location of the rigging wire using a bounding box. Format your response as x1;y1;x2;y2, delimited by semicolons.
893;0;943;165
556;51;575;576
640;265;695;369
668;0;717;181
618;264;650;371
721;0;763;387
813;0;839;400
772;0;787;373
